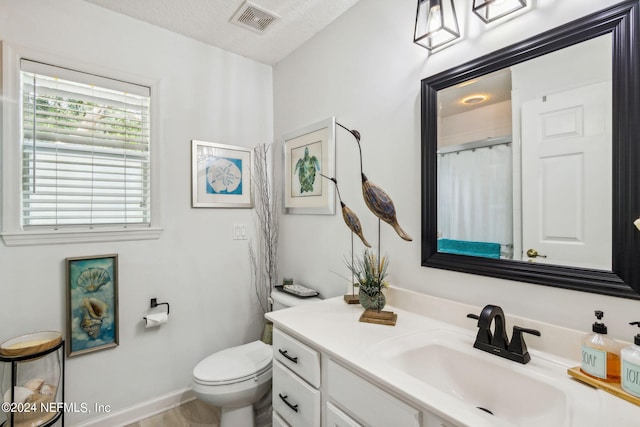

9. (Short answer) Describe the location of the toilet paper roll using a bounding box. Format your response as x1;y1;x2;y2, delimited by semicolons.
145;312;168;328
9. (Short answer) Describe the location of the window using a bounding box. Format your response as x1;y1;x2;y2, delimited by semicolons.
1;45;161;246
20;60;151;228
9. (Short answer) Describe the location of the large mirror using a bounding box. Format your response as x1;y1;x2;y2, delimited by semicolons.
421;1;640;298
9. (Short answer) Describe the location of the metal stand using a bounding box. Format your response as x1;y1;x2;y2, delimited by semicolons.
344;232;360;304
0;341;65;427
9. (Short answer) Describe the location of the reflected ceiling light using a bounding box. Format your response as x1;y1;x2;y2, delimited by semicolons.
634;218;640;231
462;95;487;104
414;0;460;51
473;0;527;23
457;79;478;88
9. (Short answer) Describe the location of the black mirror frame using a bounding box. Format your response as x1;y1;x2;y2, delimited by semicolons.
421;0;640;299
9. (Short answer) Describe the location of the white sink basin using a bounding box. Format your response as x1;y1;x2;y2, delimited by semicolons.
368;329;601;427
390;342;566;425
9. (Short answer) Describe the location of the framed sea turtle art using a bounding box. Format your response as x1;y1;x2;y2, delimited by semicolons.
283;117;336;214
191;140;254;208
66;254;119;357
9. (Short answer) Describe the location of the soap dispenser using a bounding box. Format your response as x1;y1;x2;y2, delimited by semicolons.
581;310;620;382
621;321;640;396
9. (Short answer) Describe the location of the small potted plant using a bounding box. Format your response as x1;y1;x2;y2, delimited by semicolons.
347;249;389;311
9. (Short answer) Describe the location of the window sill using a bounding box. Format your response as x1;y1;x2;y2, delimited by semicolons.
1;227;163;246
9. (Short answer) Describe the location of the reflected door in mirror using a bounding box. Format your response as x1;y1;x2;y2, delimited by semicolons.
435;35;611;269
521;82;612;270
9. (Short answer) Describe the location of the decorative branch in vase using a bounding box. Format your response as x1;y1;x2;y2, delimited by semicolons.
249;143;279;343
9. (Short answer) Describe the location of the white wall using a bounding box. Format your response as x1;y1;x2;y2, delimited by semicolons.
0;0;273;424
1;0;638;423
274;0;640;344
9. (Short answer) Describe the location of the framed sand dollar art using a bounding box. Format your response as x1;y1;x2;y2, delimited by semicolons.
191;140;253;208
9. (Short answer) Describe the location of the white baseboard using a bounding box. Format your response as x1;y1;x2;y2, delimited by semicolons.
75;388;195;427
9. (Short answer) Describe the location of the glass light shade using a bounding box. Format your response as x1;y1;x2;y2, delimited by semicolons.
473;0;527;23
414;0;460;51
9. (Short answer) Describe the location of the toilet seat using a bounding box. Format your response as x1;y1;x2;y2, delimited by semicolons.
193;340;272;386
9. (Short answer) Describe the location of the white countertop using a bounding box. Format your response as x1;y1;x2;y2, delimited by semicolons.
266;294;639;426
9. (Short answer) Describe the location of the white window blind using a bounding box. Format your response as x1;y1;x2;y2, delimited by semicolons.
20;60;151;228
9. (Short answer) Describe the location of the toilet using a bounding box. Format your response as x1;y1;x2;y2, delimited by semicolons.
192;288;320;427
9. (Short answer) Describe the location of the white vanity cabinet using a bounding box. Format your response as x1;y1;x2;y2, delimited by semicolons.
325;360;460;427
272;328;321;427
267;296;638;427
273;328;321;387
326;402;361;427
272;412;289;427
272;327;459;427
327;360;421;427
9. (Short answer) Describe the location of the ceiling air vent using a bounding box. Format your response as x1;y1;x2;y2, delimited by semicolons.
231;1;279;34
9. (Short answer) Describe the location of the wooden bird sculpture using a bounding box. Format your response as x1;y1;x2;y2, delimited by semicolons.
321;174;371;248
337;123;413;242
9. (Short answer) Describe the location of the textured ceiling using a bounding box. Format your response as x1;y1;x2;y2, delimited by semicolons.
83;0;362;65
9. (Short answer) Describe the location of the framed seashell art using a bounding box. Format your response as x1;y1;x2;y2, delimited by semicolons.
66;254;119;357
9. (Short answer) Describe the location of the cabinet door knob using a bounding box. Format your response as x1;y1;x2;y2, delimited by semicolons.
278;393;299;413
278;349;299;363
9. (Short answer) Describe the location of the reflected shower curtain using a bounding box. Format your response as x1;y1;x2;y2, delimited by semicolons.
438;144;513;252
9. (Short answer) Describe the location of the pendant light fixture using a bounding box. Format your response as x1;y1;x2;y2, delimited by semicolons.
472;0;527;23
413;0;460;51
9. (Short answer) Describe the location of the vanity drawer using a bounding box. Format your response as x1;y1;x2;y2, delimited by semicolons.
327;360;420;427
423;411;460;427
273;360;320;427
272;411;288;427
273;328;321;387
326;402;362;427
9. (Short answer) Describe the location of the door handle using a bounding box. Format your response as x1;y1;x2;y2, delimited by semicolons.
526;248;547;258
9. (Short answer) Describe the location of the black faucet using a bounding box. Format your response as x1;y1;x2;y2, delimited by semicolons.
467;304;541;364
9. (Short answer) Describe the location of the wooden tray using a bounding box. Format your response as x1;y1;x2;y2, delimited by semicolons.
0;331;62;357
359;309;397;326
567;366;640;406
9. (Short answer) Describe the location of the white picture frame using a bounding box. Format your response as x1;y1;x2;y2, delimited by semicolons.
191;140;253;208
283;117;336;215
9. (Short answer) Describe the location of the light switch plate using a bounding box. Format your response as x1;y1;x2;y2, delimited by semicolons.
233;224;248;240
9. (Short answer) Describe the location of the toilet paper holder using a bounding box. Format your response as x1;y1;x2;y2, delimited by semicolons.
143;297;170;321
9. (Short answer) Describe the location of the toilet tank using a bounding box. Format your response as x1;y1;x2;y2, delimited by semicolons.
271;288;321;311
